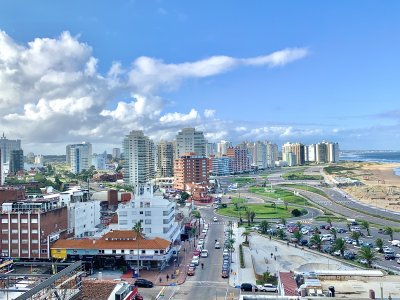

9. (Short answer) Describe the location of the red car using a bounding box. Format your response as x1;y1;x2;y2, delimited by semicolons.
187;267;195;276
193;250;201;256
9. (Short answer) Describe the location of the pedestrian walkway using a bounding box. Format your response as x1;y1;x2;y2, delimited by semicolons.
121;239;195;287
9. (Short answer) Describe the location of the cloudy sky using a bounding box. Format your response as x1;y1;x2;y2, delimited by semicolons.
0;1;400;154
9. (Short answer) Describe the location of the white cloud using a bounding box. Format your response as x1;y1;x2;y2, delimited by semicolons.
0;29;311;152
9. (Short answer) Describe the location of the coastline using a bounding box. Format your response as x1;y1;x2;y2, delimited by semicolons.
333;162;400;212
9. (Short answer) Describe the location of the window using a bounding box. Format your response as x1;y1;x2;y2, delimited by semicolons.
1;219;8;224
11;229;18;234
130;250;134;254
160;250;164;254
145;211;151;216
21;229;28;234
32;229;38;234
1;229;8;234
145;228;151;234
21;219;28;224
31;219;38;224
32;239;38;244
145;219;151;225
139;211;143;215
32;250;39;254
1;240;8;244
22;239;28;244
112;250;116;254
141;250;146;254
12;249;18;254
119;220;128;225
22;249;28;254
41;249;47;254
121;250;125;254
155;250;159;254
12;239;18;244
11;219;17;223
2;250;9;255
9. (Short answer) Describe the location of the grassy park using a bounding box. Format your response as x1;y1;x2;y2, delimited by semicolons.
277;184;329;198
232;176;255;186
281;171;324;181
248;186;308;205
217;203;293;219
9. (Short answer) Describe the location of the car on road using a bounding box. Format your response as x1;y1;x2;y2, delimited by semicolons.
257;283;278;292
213;217;218;222
187;267;195;276
191;256;200;266
241;283;258;292
201;249;209;258
202;229;208;234
221;269;229;278
215;242;221;249
134;279;154;288
198;240;204;247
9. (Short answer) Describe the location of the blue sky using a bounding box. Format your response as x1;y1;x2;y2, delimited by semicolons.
0;1;399;153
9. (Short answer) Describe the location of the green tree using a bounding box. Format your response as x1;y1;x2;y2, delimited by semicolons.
330;228;337;241
132;221;143;278
358;246;377;268
346;222;351;231
250;211;256;224
361;220;370;236
350;231;361;246
310;234;323;251
280;217;287;226
259;221;270;234
192;211;202;232
375;238;384;253
242;230;251;244
277;228;286;240
384;226;394;241
327;217;332;227
333;238;346;257
293;231;303;244
291;209;302;217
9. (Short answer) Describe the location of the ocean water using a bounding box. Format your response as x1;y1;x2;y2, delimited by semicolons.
340;150;400;176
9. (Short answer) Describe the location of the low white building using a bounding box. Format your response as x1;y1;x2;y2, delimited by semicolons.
59;188;101;238
117;185;181;242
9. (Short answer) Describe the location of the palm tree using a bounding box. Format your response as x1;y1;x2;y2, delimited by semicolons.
132;221;143;278
358;246;377;268
280;217;287;226
350;231;361;246
259;220;270;234
242;230;251;244
333;238;346;257
385;226;394;241
346;222;351;231
250;211;256;224
361;220;370;236
293;231;303;244
192;211;201;232
310;234;323;251
277;228;286;240
375;238;384;253
246;209;252;226
330;228;337;241
296;221;303;230
327;217;332;227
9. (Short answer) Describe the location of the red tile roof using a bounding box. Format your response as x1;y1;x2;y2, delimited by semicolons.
279;271;298;296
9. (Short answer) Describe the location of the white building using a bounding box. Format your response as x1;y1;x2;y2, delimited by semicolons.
93;152;107;170
265;141;278;168
206;142;217;157
112;147;121;159
67;142;92;174
123;130;156;186
117;185;181;242
175;128;206;158
59;188;101;238
217;140;232;156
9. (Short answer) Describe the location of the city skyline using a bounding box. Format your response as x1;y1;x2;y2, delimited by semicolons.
1;1;400;154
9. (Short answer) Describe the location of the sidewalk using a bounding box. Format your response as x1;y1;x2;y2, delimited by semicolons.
121;239;195;286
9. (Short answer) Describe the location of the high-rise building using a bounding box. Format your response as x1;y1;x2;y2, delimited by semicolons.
265;141;278;168
123;130;156;186
327;142;340;163
0;133;21;164
112;148;121;159
208;156;232;175
307;144;317;162
315;141;339;163
157;141;174;177
252;141;267;169
34;155;44;164
173;153;208;190
92;152;107;170
9;149;24;174
0;149;3;185
282;142;305;166
226;147;251;173
67;142;92;174
217;140;232;156
206;142;217;157
175;128;206;158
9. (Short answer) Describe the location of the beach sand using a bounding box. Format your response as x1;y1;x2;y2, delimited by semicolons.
336;162;400;212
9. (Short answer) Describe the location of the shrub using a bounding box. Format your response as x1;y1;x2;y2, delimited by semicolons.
291;209;302;217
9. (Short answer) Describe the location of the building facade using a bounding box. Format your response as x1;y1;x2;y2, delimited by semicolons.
0;133;22;164
282;142;306;166
173;153;208;191
157;141;174;178
9;149;24;174
208;156;232;175
117;185;181;242
67;142;92;174
226;147;251;173
217;140;232;156
123;131;156;186
112;148;121;159
175;128;206;158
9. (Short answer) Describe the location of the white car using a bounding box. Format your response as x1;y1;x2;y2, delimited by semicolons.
213;217;218;222
215;242;221;249
257;283;278;292
201;249;209;257
198;240;204;247
191;256;200;266
202;229;208;234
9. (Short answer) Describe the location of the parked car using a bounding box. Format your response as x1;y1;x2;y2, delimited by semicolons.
191;256;200;266
201;249;209;258
299;239;308;246
215;242;221;249
134;279;154;288
337;228;347;233
221;269;229;278
344;251;356;260
241;283;258;292
187;267;195;276
257;283;278;292
384;253;396;260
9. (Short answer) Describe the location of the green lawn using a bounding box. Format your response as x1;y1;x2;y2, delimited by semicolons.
278;184;329;198
248;187;307;205
281;172;324;181
217;203;293;219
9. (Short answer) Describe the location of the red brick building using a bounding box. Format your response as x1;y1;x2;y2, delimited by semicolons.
0;186;26;206
173;153;209;191
0;200;68;259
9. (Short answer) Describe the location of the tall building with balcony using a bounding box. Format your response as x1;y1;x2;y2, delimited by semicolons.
265;141;278;168
157;141;174;177
217;140;232;156
175;128;206;158
67;142;92;174
226;147;251;173
117;185;180;242
208;156;232;176
0;198;68;259
315;141;339;163
282;142;305;166
9;149;24;174
206;142;217;157
0;133;21;164
123;130;156;186
173;153;208;191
